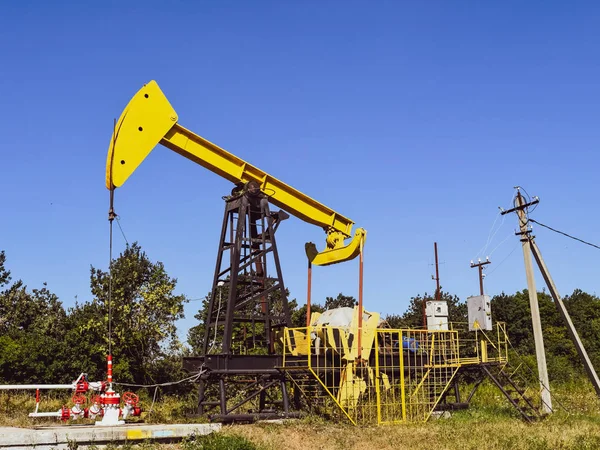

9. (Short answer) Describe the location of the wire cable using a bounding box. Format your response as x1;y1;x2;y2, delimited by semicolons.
208;289;224;354
474;189;517;261
530;219;600;251
114;369;206;388
485;214;507;256
486;242;519;277
116;216;129;245
474;211;501;261
488;231;515;258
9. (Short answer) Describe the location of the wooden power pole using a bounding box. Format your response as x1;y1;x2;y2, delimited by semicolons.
424;242;441;328
433;242;441;300
470;257;491;295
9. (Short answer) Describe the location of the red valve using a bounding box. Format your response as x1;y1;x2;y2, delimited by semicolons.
91;395;103;405
60;406;70;421
122;391;139;406
72;392;87;405
75;380;89;393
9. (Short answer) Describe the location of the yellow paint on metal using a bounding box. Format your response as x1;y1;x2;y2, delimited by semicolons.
399;338;406;421
282;322;513;426
106;81;178;189
374;336;382;424
288;329;309;356
106;80;365;265
349;305;379;361
428;333;436;366
308;311;322;326
480;339;488;362
126;429;151;440
305;229;367;266
337;363;366;408
423;367;459;422
410;368;432;400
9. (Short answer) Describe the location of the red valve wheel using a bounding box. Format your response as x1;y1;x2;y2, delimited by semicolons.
92;395;103;405
72;392;87;405
123;391;139;406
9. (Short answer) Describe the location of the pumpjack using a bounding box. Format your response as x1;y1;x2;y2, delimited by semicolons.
106;80;366;422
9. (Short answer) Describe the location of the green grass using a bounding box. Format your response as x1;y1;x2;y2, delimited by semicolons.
2;378;600;449
180;434;259;450
216;379;600;450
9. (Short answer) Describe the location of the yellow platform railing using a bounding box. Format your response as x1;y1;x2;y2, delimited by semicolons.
280;324;516;425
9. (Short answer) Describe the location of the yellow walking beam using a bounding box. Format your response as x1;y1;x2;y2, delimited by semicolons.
106;80;366;266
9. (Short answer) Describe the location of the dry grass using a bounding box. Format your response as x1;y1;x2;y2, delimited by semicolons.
221;381;600;450
2;380;600;449
0;390;68;427
0;389;202;427
223;414;600;450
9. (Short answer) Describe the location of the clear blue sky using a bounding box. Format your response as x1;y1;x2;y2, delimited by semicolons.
1;1;599;346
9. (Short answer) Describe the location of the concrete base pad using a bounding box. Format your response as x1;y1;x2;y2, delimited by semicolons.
0;423;221;449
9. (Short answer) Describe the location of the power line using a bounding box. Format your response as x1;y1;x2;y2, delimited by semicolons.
473;189;516;261
529;219;600;251
487;231;514;258
486;242;519;277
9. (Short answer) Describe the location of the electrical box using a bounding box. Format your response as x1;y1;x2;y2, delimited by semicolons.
467;295;492;331
426;301;448;330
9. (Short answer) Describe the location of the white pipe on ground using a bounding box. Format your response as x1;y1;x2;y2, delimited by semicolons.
0;384;75;390
28;412;62;417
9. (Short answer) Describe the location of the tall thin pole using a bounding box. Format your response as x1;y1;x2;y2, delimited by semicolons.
434;242;440;300
470;258;491;296
108;190;114;359
425;242;441;328
306;261;312;327
357;237;364;359
530;240;600;399
512;191;552;413
107;118;117;388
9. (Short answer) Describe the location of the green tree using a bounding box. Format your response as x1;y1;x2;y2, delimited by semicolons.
489;288;592;382
380;313;406;329
187;290;212;355
400;289;467;329
0;252;70;383
491;289;568;356
289;293;357;328
0;251;10;288
291;302;325;328
188;279;297;355
79;242;188;385
324;293;357;310
562;289;600;371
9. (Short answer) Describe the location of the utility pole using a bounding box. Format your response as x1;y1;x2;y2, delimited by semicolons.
306;261;312;327
501;189;552;413
425;242;441;328
529;239;600;399
433;242;440;300
470;257;491;295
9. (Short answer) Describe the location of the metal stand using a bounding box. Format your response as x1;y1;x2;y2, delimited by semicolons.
185;182;296;422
